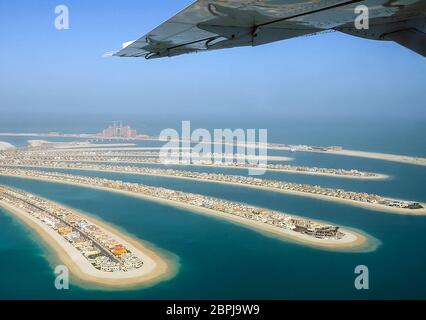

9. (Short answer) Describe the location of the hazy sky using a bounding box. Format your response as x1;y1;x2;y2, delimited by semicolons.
1;0;425;119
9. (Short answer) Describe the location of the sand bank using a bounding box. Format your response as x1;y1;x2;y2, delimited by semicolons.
1;164;416;216
56;146;426;167
311;149;426;167
27;140;137;148
3;131;425;166
0;199;176;289
3;161;387;180
48;147;180;152
54;143;137;149
0;173;374;251
23;152;293;163
134;138;426;167
0;141;15;151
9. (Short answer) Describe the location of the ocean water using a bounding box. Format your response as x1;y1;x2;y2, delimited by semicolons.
1;113;426;156
0;116;425;299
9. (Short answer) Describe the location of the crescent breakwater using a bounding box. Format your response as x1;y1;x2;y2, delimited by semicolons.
0;167;374;251
1;132;424;166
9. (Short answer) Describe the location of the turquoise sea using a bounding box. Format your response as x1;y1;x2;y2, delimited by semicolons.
0;115;425;299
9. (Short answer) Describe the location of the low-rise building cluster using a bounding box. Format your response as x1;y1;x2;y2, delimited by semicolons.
0;169;352;240
0;186;143;273
0;162;421;211
0;149;376;177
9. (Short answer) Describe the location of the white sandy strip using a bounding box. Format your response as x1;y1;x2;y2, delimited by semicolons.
53;143;137;149
7;160;386;180
57;145;426;167
53;145;426;166
267;146;426;167
1;165;422;216
0;172;372;251
26;140;137;148
323;149;426;167
17;152;293;163
128;138;426;167
0;141;15;151
45;147;185;152
185;140;426;166
2;132;425;166
0;200;173;289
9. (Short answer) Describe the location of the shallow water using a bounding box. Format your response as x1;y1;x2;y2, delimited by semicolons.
0;118;425;299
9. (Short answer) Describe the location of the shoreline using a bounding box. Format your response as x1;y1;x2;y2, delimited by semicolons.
26;140;137;149
2;165;422;215
0;198;177;289
308;149;426;167
0;141;16;151
0;162;388;181
0;173;375;251
1;132;423;166
53;145;426;167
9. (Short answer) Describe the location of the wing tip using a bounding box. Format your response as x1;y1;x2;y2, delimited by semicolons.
102;51;117;58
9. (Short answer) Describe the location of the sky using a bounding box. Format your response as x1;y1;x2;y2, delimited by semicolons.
1;0;425;121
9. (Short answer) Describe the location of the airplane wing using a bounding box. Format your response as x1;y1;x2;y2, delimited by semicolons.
112;0;426;59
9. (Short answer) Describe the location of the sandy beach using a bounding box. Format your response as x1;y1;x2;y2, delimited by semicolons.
156;174;426;216
27;140;137;149
0;141;15;151
65;146;426;167
54;143;138;149
309;149;426;167
2;131;425;166
1;164;417;216
23;153;294;163
0;199;176;289
0;172;374;251
195;140;426;167
50;147;183;152
1;161;387;180
53;145;426;166
263;144;426;167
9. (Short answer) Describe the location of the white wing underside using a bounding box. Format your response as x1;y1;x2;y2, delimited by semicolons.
112;0;426;59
